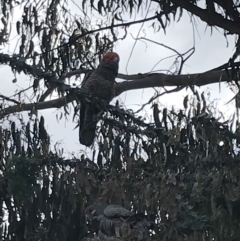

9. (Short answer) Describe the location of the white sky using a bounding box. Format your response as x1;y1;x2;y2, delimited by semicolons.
0;2;237;157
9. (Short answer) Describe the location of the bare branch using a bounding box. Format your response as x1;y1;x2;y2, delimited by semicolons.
0;96;72;119
134;86;184;114
115;68;231;96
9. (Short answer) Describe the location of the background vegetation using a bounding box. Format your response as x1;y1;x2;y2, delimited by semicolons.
1;0;240;240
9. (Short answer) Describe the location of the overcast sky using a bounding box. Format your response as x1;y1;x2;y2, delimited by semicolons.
0;2;237;157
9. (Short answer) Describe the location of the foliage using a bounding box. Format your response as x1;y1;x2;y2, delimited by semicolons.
1;93;240;240
0;0;240;240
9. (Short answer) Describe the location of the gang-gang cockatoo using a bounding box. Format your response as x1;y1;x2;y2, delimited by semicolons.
79;52;120;146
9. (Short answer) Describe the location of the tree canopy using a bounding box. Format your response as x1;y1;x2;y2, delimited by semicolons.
1;0;240;240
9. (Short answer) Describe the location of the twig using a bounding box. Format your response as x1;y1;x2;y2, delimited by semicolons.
134;86;184;114
135;37;195;75
11;85;33;98
0;95;20;104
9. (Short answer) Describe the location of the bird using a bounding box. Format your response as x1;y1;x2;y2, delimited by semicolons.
85;203;153;240
85;203;133;219
79;52;120;146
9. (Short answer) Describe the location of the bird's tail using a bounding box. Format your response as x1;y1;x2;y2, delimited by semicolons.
80;122;97;147
79;104;98;146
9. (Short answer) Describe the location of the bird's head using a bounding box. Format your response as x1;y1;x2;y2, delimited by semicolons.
102;52;120;64
97;52;119;78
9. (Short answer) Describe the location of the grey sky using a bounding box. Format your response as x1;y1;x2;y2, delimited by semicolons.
0;3;237;157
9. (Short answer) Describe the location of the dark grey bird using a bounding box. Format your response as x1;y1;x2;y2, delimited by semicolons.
80;52;120;146
85;203;153;240
85;203;133;219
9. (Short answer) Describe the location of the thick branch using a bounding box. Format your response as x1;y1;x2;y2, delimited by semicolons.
115;69;230;96
170;0;240;35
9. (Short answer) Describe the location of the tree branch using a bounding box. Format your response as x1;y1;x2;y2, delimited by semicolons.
115;68;230;96
170;0;240;35
0;96;72;119
0;66;235;119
